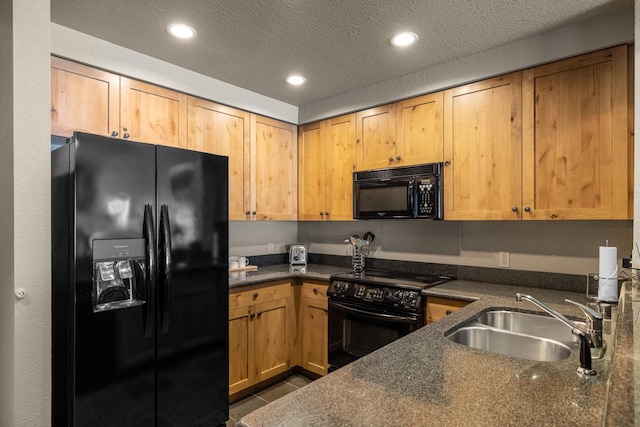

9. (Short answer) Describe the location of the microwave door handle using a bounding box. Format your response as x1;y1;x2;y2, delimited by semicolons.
408;178;417;218
329;301;418;324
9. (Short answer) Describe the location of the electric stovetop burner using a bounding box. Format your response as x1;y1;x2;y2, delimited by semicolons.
330;269;455;290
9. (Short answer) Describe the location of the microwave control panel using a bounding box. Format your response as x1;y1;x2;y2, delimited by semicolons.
417;178;436;216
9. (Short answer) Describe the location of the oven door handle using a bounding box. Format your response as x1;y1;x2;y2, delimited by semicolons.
329;301;419;324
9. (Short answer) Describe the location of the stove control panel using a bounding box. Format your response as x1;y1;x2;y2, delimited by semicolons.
328;280;422;311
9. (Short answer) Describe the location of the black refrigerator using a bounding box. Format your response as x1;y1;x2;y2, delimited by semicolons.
51;132;229;426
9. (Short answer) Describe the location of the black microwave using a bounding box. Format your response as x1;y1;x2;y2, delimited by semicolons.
353;163;443;219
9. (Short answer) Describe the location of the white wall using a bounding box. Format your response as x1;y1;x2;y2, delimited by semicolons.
51;23;299;124
299;8;634;123
1;1;52;426
299;220;633;275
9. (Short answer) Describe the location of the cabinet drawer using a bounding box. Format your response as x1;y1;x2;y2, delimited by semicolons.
301;282;328;301
229;281;292;310
425;297;470;324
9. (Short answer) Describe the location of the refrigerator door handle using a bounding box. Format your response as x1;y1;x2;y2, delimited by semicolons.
143;204;157;338
159;204;173;333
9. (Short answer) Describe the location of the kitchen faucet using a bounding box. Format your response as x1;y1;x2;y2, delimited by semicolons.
515;293;597;376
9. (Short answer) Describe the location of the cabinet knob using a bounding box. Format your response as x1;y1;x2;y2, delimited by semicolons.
444;161;452;167
512;207;518;213
257;311;262;317
252;211;257;215
313;288;318;294
320;212;324;216
389;157;393;161
253;292;259;299
325;211;330;216
445;310;452;315
111;131;119;137
123;133;130;139
245;211;251;215
396;155;401;161
524;206;531;213
250;313;255;319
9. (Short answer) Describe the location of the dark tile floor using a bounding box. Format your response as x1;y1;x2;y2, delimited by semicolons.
226;374;313;426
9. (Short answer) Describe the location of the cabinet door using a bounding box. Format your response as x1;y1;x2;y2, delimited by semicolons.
229;306;254;395
253;298;292;382
51;57;120;138
298;121;327;221
522;45;630;220
326;114;357;220
396;92;444;166
300;297;328;376
120;77;188;148
356;104;397;171
252;115;297;220
444;72;523;220
188;97;251;220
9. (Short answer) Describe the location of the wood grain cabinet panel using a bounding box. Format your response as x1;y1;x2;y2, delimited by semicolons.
51;57;120;138
425;297;470;324
522;45;631;220
356;104;397;171
444;72;523;220
187;97;250;220
298;114;356;221
252;115;297;220
299;282;328;376
395;92;444;166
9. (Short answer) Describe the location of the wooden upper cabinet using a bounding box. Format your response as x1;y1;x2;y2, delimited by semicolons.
120;77;188;148
522;45;632;220
326;114;357;220
51;57;120;138
298;113;356;221
252;115;297;220
395;92;444;166
187;97;250;220
298;121;327;221
444;72;523;220
356;104;397;171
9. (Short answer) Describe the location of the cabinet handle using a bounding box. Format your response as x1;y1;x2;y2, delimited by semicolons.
313;288;318;294
250;313;255;319
524;206;531;213
445;310;452;315
253;292;259;299
320;212;324;216
444;161;451;167
111;131;119;137
257;311;262;317
252;211;257;215
123;133;130;139
396;156;401;161
325;211;330;216
512;207;519;213
389;157;393;161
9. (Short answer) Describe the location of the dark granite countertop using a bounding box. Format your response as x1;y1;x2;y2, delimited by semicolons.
236;269;637;426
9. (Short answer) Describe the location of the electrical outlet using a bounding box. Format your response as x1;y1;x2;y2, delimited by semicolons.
499;251;510;268
268;243;274;254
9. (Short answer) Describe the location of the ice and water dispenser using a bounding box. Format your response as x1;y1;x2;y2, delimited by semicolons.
92;238;146;312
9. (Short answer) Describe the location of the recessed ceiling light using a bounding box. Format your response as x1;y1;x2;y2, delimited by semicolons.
390;32;418;47
167;23;197;39
286;75;307;86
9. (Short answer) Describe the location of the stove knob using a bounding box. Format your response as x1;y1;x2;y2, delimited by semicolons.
393;290;403;301
405;292;417;302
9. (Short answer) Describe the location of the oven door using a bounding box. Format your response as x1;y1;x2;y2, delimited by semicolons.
328;300;422;371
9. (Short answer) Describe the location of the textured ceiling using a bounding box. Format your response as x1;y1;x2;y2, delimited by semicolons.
50;0;633;107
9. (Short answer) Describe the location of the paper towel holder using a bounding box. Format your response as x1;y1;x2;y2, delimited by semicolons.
585;273;622;304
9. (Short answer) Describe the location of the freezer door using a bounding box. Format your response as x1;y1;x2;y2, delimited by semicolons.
68;133;157;426
156;146;229;426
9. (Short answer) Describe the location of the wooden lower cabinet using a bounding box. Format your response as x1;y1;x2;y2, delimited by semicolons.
228;281;295;395
425;296;470;324
299;282;329;376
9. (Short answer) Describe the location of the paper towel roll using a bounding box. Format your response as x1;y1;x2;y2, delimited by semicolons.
598;246;618;302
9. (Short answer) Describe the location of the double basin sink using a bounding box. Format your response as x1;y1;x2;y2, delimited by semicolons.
445;309;585;362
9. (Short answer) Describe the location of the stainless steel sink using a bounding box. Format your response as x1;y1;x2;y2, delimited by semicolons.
445;309;582;362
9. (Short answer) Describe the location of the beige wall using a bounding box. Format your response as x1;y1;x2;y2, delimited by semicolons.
1;1;51;426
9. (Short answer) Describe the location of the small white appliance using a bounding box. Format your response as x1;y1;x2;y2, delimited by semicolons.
289;244;307;265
